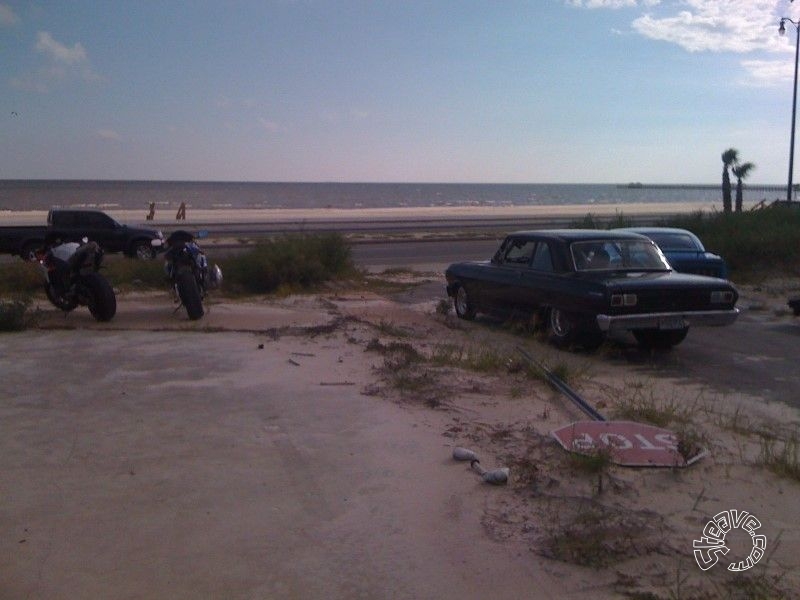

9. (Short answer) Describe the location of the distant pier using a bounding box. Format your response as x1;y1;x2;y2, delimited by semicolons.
618;183;789;192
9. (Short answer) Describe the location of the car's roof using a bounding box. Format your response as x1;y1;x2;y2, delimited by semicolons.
615;227;704;247
615;227;698;236
507;229;650;242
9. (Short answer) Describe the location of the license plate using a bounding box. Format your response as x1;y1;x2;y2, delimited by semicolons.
659;316;685;330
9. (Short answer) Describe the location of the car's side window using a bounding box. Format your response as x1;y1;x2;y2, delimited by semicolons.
503;239;536;265
87;214;105;228
531;242;554;271
492;238;510;263
87;213;115;228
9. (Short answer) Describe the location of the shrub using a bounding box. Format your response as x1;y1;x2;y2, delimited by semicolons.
662;207;800;277
570;213;599;229
0;297;33;332
102;258;166;289
571;206;800;278
0;261;41;295
222;233;353;294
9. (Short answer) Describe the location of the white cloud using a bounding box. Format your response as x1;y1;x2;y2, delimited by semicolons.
631;1;789;54
567;0;659;8
36;31;87;64
11;31;99;92
739;59;794;86
576;0;800;86
0;3;19;26
96;129;121;141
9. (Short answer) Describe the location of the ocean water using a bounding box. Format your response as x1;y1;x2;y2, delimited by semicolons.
0;180;775;212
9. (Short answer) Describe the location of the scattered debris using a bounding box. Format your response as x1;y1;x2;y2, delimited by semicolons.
287;358;300;366
319;381;356;386
471;460;509;485
452;447;478;461
451;446;509;485
516;346;605;421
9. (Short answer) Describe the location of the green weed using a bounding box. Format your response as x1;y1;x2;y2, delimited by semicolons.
611;381;698;427
222;233;354;294
102;257;166;289
435;298;452;315
540;502;662;568
0;261;41;295
759;432;800;482
568;444;614;495
0;297;35;332
428;344;511;373
374;320;411;338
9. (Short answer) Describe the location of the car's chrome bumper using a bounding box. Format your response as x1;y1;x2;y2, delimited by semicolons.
596;308;739;332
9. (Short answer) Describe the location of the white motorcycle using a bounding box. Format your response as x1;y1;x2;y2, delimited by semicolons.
38;238;117;322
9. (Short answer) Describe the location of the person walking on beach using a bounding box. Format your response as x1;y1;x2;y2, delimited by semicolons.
175;202;187;220
146;202;155;220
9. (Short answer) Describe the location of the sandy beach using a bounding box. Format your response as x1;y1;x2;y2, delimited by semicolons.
0;200;728;227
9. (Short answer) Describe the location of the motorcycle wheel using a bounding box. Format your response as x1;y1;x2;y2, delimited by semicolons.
82;272;117;322
45;284;78;312
176;270;204;320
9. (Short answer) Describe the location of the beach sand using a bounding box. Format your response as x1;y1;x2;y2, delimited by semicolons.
0;200;726;226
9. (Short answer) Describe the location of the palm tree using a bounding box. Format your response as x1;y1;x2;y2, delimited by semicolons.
732;161;755;212
721;148;739;213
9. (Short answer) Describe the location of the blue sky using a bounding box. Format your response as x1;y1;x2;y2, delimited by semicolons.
2;0;800;184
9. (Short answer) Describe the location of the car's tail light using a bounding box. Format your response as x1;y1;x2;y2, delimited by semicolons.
710;290;734;304
611;293;637;307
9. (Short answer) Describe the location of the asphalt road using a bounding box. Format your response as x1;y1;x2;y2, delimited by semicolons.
351;238;500;270
636;316;800;408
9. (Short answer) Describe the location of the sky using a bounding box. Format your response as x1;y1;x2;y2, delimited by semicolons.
3;0;800;184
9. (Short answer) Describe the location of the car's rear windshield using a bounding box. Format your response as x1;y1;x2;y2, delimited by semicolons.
645;232;700;251
571;239;670;272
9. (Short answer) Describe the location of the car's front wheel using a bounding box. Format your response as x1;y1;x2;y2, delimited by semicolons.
633;327;689;350
453;284;476;320
132;241;156;260
20;242;40;262
548;307;579;347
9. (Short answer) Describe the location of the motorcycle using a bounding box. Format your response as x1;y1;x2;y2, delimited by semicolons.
162;230;222;320
37;238;117;322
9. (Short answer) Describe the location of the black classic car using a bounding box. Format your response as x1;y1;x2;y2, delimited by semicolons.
445;230;739;349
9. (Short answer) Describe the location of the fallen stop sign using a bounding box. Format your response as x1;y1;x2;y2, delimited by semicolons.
551;421;706;468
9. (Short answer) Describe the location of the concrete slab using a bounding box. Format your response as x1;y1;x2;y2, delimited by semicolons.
0;329;566;600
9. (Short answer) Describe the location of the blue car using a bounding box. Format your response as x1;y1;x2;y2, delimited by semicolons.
614;227;728;279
